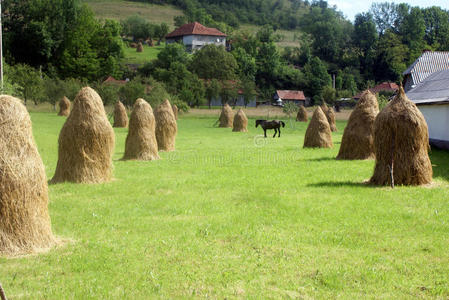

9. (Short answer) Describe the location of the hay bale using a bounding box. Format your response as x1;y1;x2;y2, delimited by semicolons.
130;42;137;48
369;87;432;186
123;98;160;161
232;109;248;132
303;106;333;148
113;101;128;128
172;103;178;120
0;95;55;255
58;96;70;116
326;107;338;132
296;105;308;122
155;99;177;152
337;90;379;160
219;104;234;128
51;87;115;184
137;42;144;52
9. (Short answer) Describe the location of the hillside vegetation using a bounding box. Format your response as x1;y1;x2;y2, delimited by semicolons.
83;0;183;27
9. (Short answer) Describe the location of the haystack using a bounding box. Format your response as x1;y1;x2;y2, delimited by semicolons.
369;87;432;186
320;103;328;114
155;99;177;151
113;100;128;128
232;109;248;132
303;106;333;148
51;87;115;184
296;105;308;122
172;103;178;120
337;90;379;160
137;42;144;52
58;96;70;116
123;99;159;160
219;103;234;128
0;95;55;255
326;107;337;132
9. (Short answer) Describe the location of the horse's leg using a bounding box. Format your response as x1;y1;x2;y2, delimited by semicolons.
273;128;277;138
278;127;281;137
264;129;267;138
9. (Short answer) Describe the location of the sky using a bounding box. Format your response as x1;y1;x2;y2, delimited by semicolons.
327;0;449;22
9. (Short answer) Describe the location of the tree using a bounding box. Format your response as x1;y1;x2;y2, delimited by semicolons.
43;77;66;110
219;81;238;106
8;64;44;105
190;45;237;80
303;57;331;100
154;23;170;45
205;79;221;108
353;13;378;78
240;78;257;107
375;30;408;82
119;79;145;106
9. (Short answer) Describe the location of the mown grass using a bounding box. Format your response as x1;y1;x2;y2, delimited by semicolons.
1;112;449;299
83;0;183;27
122;44;164;64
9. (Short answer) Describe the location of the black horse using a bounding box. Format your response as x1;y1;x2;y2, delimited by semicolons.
255;120;285;138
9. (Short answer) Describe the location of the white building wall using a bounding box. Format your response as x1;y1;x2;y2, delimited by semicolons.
418;104;449;148
183;35;226;51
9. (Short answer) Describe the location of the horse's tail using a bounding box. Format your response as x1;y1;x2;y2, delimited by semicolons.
280;121;285;128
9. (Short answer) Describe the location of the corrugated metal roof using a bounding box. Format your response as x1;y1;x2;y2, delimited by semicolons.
406;69;449;104
403;51;449;86
276;90;305;100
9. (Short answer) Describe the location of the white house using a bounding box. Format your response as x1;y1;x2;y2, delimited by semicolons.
406;69;449;150
165;22;226;52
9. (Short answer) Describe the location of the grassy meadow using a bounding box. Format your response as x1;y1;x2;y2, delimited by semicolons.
1;111;449;298
122;44;164;65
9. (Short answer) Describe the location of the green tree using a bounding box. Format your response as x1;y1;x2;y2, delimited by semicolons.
190;45;237;80
240;78;257;107
8;64;44;105
219;81;238;106
303;57;331;100
119;79;145;106
205;79;221;108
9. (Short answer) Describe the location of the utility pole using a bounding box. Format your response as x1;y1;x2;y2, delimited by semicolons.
0;0;3;91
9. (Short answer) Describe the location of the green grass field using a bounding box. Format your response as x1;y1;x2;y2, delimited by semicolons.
122;44;164;64
83;0;183;27
1;112;449;298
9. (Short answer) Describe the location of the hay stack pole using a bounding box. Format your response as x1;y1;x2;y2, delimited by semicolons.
219;103;234;128
369;87;432;186
123;99;160;160
232;109;248;132
337;90;379;160
172;103;178;120
326;107;338;132
296;105;308;122
58;96;71;116
113;100;128;128
51;87;115;184
0;95;55;255
136;42;144;52
155;99;177;152
303;106;333;148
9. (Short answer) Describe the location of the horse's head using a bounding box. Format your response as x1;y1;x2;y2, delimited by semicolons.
255;119;266;128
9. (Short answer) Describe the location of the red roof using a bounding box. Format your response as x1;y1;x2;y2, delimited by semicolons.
103;76;127;85
166;22;227;38
354;82;399;99
276;90;306;101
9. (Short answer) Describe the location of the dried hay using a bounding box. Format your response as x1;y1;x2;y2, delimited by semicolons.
296;105;308;122
326;107;338;132
137;42;144;52
123;98;160;160
337;90;379;160
219;104;234;128
303;106;333;148
51;87;115;184
172;103;178;120
58;96;70;116
232;109;248;132
369;87;432;186
155;99;177;152
113;100;128;128
0;95;55;255
320;103;328;114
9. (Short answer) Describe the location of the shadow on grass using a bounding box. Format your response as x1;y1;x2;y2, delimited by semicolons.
430;148;449;181
307;181;372;188
303;157;336;162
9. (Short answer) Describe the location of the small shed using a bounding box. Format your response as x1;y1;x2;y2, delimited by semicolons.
407;69;449;150
274;90;308;106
